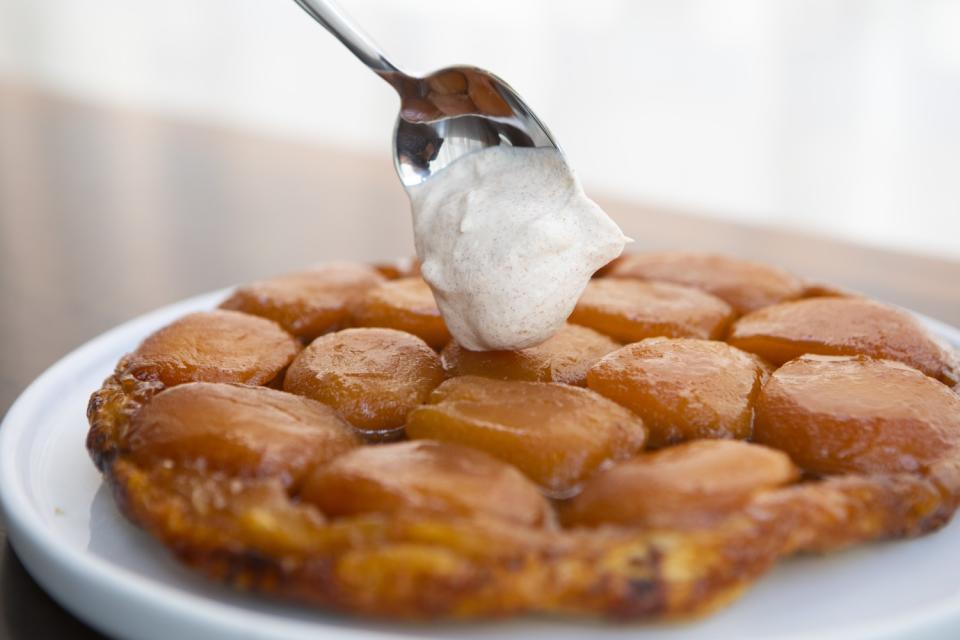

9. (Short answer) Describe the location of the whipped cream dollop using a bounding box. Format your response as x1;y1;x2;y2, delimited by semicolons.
408;145;629;351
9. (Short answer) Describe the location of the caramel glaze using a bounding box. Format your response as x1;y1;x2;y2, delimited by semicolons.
87;254;960;620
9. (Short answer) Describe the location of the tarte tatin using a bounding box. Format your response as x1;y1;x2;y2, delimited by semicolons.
87;252;960;620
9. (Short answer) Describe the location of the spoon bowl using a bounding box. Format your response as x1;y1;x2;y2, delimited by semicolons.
291;1;559;188
388;66;557;186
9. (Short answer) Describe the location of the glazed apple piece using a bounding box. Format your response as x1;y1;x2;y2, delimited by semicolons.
125;382;360;489
220;262;384;341
352;277;451;349
405;376;646;496
426;69;468;95
587;338;770;448
754;355;960;476
728;297;960;386
799;280;856;299
284;328;445;433
604;252;806;314
568;278;734;343
373;256;421;280
300;440;552;527
441;324;620;386
119;310;301;387
466;71;513;117
562;440;798;530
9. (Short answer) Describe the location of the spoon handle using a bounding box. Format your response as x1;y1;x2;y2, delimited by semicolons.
292;0;401;77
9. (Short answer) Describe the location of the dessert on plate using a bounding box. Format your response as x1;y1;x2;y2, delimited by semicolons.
87;251;960;620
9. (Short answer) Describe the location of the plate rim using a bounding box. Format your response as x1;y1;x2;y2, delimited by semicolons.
2;290;959;640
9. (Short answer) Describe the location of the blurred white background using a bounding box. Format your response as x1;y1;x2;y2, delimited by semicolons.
1;0;958;259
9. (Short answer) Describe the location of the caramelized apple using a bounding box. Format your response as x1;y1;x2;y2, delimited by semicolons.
119;310;300;387
562;440;799;529
85;252;960;621
441;324;620;386
405;376;646;496
587;338;769;448
569;279;733;343
300;440;552;527
467;72;513;117
373;257;421;280
284;328;445;432
800;281;856;299
125;382;360;488
754;355;960;475
220;262;384;340
605;252;805;314
426;69;468;95
728;297;960;386
352;277;451;349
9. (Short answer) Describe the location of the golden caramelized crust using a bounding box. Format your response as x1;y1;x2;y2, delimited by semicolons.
86;252;960;622
754;355;960;477
405;376;646;496
126;383;360;489
87;366;161;471
605;252;806;314
745;473;949;555
284;328;445;433
569;279;734;343
728;297;960;386
563;440;799;530
441;323;620;386
351;277;451;349
220;263;384;340
111;463;332;560
118;310;301;387
106;454;951;620
587;338;770;448
300;440;552;527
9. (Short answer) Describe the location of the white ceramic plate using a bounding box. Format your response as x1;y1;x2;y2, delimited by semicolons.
2;290;960;640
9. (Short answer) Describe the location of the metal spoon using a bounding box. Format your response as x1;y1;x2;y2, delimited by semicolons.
291;0;559;187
